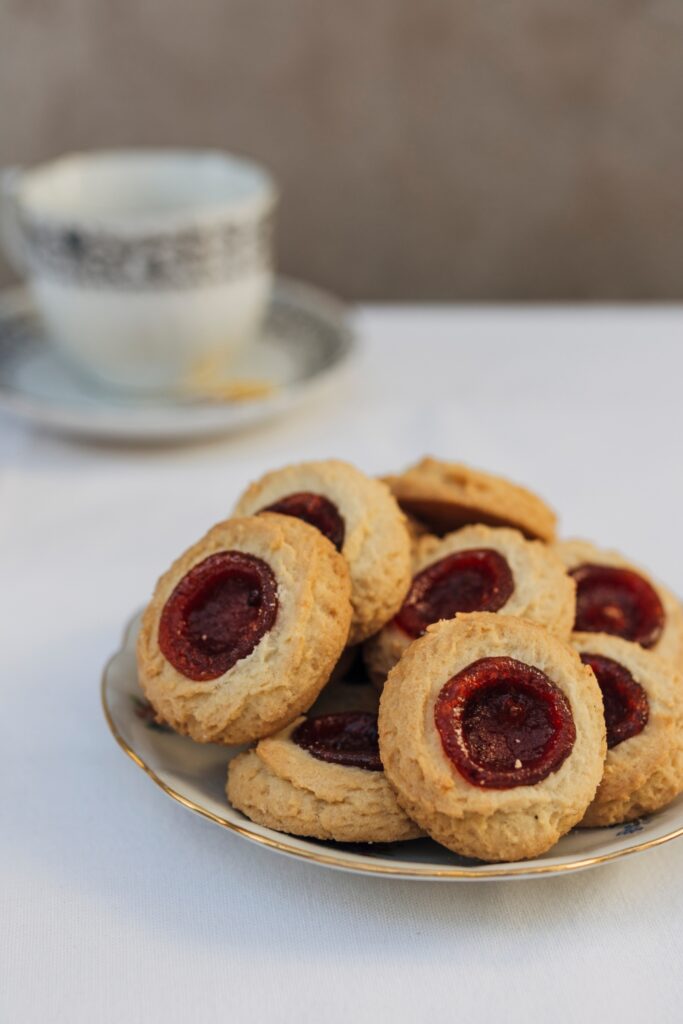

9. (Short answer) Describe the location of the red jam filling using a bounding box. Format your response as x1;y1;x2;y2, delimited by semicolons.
395;549;514;638
434;657;576;788
261;491;345;551
580;653;649;749
570;563;664;648
292;712;382;771
158;551;278;681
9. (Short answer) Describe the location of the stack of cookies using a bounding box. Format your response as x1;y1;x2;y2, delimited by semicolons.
137;457;683;862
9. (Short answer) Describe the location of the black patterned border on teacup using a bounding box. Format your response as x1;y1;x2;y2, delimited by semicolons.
18;210;273;290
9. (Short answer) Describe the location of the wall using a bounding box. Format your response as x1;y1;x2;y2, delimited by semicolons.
1;0;681;300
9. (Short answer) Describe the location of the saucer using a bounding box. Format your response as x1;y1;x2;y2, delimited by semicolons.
0;277;354;442
102;611;683;881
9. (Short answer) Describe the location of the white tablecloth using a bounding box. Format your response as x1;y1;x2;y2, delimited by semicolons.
3;306;683;1023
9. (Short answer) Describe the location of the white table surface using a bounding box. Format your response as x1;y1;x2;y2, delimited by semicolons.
3;305;683;1024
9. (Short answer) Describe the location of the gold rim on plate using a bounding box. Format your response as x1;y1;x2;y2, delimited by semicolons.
101;623;683;880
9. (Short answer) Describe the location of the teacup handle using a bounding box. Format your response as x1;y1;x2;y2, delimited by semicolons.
0;168;28;277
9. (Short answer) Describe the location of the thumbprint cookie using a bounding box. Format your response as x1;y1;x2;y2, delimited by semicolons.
378;613;605;862
137;514;352;744
555;539;683;668
227;713;422;843
382;457;557;541
233;459;412;644
572;633;683;826
364;525;575;685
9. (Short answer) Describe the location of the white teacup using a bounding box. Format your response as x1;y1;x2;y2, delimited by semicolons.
0;149;277;393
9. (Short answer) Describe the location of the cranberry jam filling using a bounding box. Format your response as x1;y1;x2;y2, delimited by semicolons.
158;551;278;681
261;492;345;551
292;712;382;771
434;656;576;788
395;549;514;638
580;653;649;749
570;563;665;648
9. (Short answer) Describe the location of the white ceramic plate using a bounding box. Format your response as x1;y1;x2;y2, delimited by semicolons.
0;278;354;442
102;612;683;880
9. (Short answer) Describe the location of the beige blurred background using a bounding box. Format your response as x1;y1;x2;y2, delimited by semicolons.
1;0;681;300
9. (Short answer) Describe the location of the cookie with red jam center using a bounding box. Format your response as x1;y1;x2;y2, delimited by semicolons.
233;459;412;645
573;632;683;827
364;524;576;686
227;712;422;843
382;457;557;541
554;539;683;668
292;711;382;771
260;492;345;552
578;653;648;750
395;549;514;639
378;613;606;862
159;551;278;681
137;514;352;744
434;657;576;789
571;565;664;648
